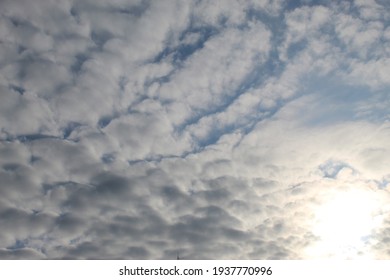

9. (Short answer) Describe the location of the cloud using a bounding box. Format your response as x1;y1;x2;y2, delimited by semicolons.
0;0;390;259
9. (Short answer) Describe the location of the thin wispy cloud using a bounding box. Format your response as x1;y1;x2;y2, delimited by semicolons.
0;0;389;259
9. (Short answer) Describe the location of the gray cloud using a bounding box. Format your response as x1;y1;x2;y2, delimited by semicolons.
1;0;390;259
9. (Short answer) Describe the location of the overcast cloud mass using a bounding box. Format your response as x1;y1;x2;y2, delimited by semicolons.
0;0;390;259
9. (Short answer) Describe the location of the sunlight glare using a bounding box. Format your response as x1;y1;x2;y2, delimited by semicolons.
307;187;383;259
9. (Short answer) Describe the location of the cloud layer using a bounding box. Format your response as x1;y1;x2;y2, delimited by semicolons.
0;0;390;259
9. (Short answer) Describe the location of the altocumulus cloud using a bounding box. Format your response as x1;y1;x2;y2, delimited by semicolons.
0;0;390;259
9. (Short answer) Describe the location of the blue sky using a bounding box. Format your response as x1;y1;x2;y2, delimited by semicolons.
0;0;390;259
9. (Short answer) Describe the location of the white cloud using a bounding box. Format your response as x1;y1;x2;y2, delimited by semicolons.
1;0;390;260
346;58;390;89
158;22;271;146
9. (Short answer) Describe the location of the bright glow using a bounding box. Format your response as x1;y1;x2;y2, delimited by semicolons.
306;187;383;259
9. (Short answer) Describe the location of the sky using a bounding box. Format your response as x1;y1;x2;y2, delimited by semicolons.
0;0;390;260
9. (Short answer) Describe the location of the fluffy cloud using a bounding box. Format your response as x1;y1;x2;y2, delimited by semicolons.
0;0;390;259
